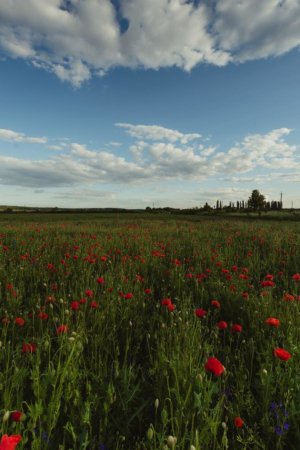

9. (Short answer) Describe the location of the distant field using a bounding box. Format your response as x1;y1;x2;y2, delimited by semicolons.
0;215;299;449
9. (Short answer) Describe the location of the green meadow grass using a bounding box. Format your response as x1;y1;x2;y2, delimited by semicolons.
0;214;299;449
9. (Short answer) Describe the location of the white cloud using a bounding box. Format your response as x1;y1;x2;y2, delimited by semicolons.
0;128;47;144
117;123;201;144
0;125;298;193
1;0;299;86
213;0;300;62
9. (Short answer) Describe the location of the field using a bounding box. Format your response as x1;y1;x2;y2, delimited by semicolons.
0;214;299;450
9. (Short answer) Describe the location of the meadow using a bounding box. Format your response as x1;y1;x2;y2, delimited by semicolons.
0;213;299;450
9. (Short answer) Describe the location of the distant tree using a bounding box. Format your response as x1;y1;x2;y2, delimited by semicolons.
248;190;265;212
202;202;212;211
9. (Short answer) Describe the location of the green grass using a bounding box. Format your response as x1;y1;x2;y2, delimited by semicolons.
0;215;299;449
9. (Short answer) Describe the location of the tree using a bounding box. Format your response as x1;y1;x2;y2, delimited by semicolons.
248;189;265;212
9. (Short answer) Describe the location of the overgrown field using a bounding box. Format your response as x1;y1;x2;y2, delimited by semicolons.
0;214;299;449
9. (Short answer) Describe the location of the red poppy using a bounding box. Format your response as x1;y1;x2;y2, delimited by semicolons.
37;312;48;320
274;348;291;361
264;274;274;280
71;301;80;311
231;324;242;333
234;417;244;428
292;273;300;281
15;318;25;327
167;303;176;312
211;300;220;309
261;280;275;287
22;343;36;353
195;308;207;318
85;289;93;297
144;288;152;294
0;434;22;450
161;298;172;307
90;301;99;309
56;325;68;334
124;292;133;299
217;320;228;330
265;317;280;327
10;412;23;422
96;277;105;284
283;293;295;302
204;357;225;376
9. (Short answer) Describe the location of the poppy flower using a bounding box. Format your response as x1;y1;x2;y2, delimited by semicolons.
292;273;300;281
15;318;25;326
0;434;22;450
144;288;152;294
217;320;228;330
37;312;48;320
10;412;23;422
167;303;176;312
90;301;99;309
195;308;207;318
274;348;291;361
22;343;36;353
71;301;80;311
234;417;244;428
56;325;68;334
211;300;220;309
231;324;242;333
96;277;105;284
261;280;275;287
124;292;133;299
161;298;172;307
204;357;225;376
283;293;295;302
85;289;94;297
265;317;280;327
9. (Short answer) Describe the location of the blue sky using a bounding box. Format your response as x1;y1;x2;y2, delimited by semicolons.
0;0;299;208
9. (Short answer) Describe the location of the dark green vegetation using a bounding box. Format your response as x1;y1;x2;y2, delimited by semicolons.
0;214;299;449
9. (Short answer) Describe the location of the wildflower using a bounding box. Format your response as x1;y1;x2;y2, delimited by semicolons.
265;317;280;327
292;273;300;281
90;301;99;309
10;412;24;422
217;320;228;330
234;417;244;428
211;300;220;308
37;312;48;320
195;308;207;318
15;318;25;326
161;298;172;307
56;324;68;334
167;303;175;312
85;289;93;297
0;434;22;450
205;357;225;376
261;280;275;287
144;288;152;294
71;301;80;311
22;343;36;353
283;293;295;302
124;292;133;299
274;348;291;361
231;324;242;333
96;277;105;284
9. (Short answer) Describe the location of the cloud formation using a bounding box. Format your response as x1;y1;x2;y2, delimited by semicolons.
0;124;298;190
0;128;47;144
1;0;299;86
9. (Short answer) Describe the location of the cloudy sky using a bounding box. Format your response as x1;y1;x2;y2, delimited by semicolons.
0;0;299;208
